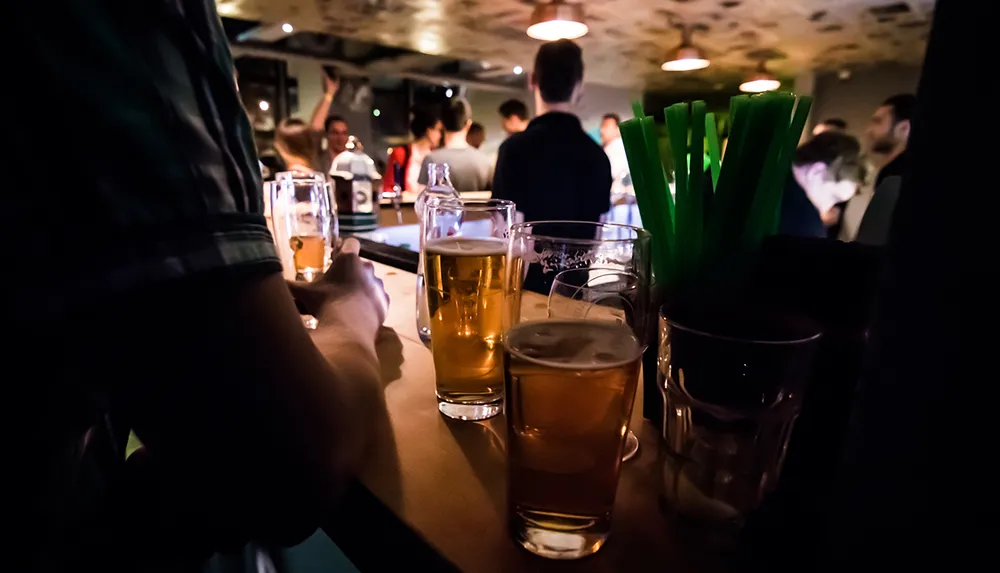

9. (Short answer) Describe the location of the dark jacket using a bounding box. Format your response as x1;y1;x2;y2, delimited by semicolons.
493;112;611;223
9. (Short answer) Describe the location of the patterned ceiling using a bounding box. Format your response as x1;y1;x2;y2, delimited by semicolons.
217;0;933;89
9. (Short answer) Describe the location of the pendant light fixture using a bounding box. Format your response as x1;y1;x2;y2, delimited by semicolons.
661;27;710;72
526;1;589;41
739;61;781;92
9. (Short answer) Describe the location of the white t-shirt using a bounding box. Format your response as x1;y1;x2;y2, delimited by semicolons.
604;137;633;197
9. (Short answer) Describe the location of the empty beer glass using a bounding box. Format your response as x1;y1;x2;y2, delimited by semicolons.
268;172;336;282
505;221;651;559
657;302;821;536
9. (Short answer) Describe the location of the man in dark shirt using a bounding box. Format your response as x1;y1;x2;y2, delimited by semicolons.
779;133;865;239
493;40;611;223
857;94;916;245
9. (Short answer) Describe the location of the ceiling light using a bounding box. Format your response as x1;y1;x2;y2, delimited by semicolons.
513;65;524;75
258;100;270;111
661;46;710;71
739;61;781;93
526;1;588;41
661;28;710;71
445;88;454;98
281;22;294;34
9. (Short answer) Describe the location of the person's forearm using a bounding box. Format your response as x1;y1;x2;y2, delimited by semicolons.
308;296;383;469
310;91;335;132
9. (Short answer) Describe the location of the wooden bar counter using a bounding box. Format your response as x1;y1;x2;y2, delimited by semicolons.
323;261;731;572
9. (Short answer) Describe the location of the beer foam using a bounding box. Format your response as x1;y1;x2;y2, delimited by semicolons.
425;236;508;256
505;320;642;370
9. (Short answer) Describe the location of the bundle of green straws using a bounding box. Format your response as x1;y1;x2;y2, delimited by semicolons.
620;92;813;293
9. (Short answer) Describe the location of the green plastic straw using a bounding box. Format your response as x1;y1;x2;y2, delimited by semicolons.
632;100;645;120
619;93;813;296
620;118;669;282
665;103;690;281
640;115;676;283
766;95;813;233
743;93;794;246
705;94;753;263
705;112;721;189
689;101;706;281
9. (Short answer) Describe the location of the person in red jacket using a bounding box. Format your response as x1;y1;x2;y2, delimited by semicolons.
384;108;442;194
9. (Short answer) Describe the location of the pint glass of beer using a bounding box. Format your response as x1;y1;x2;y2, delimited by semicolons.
423;199;515;421
269;172;336;282
505;221;651;559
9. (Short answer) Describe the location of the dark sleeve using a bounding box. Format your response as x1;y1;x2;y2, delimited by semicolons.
492;141;515;203
591;148;613;218
855;176;902;246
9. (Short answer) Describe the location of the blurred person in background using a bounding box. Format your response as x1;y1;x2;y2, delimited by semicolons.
417;98;494;191
810;117;850;236
812;117;848;136
493;40;611;223
384;108;442;194
309;72;351;173
467;122;486;149
778;132;865;239
856;94;916;245
267;119;326;225
274;118;324;176
10;0;390;569
600;112;633;206
498;99;530;137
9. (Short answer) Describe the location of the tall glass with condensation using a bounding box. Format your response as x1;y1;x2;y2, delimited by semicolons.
415;164;460;344
424;199;515;420
504;221;651;559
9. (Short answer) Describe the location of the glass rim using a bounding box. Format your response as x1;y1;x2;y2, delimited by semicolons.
511;220;650;244
273;170;325;182
432;198;515;212
660;305;822;346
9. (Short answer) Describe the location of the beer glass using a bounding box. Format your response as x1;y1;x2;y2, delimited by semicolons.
505;221;651;559
269;171;336;282
424;199;515;421
549;268;641;462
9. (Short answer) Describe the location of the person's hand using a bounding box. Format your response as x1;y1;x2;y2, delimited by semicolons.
323;73;340;99
287;238;388;332
821;206;842;227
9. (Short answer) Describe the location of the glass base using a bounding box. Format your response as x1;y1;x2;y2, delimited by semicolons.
417;324;432;347
511;509;609;559
296;267;323;282
437;400;501;421
622;430;639;462
302;315;318;330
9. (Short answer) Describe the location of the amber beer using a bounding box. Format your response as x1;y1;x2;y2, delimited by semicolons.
424;237;507;420
289;234;326;277
504;319;642;559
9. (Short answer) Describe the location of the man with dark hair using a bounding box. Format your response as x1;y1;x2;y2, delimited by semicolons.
493;40;611;223
778;132;865;238
812;117;848;136
600;113;622;147
498;99;530;136
866;94;915;185
467;122;485;149
417;98;493;191
856;93;917;244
